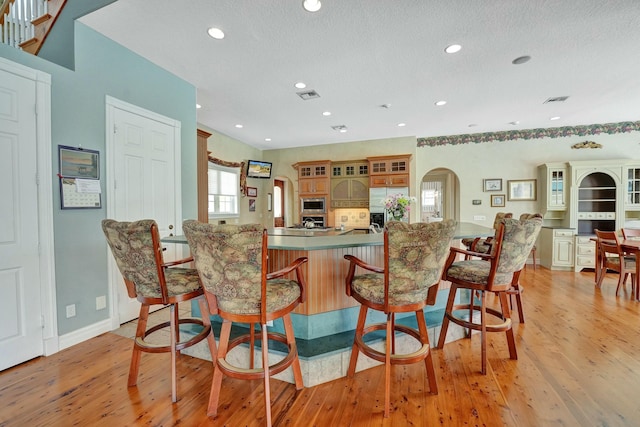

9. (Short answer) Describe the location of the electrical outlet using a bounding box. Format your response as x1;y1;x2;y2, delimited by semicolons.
473;215;486;221
96;295;107;310
66;304;76;318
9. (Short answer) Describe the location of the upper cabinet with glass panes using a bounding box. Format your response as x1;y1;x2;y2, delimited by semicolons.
538;162;567;212
625;164;640;209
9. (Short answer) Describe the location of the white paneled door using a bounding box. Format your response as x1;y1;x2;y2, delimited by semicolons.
0;64;43;370
106;98;181;325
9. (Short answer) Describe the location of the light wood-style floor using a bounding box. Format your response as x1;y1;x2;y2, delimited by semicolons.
2;267;640;426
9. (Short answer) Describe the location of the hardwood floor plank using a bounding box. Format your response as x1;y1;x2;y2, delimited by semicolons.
2;267;640;425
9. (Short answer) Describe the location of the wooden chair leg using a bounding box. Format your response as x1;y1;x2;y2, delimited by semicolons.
437;284;457;349
616;273;625;295
208;320;232;417
512;283;525;323
468;290;475;339
170;304;178;403
128;304;150;387
348;305;368;376
261;324;272;427
480;291;487;375
416;310;437;394
197;297;217;363
249;323;255;369
283;314;304;390
172;303;180;355
498;291;517;361
532;248;537;270
390;313;396;355
384;313;392;418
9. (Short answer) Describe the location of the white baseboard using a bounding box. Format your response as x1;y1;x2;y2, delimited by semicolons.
58;319;113;351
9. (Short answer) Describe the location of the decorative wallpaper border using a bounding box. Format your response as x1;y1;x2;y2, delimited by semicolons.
416;121;640;147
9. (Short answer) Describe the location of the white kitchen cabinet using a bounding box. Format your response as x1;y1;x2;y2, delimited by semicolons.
538;163;567;212
574;235;596;271
624;164;640;209
539;227;574;270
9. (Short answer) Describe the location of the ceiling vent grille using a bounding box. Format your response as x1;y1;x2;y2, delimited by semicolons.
544;96;569;104
332;125;347;132
297;90;320;100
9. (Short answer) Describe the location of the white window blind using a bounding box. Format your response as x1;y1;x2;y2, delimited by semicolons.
208;163;239;217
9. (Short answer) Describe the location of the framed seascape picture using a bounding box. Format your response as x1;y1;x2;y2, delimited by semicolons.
508;179;537;201
483;178;502;192
247;187;258;197
59;145;100;179
491;194;506;207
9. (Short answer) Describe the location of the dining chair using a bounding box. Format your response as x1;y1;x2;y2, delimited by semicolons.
344;220;456;417
594;229;637;296
101;219;216;402
437;216;542;374
461;212;512;257
622;228;640;240
182;220;308;426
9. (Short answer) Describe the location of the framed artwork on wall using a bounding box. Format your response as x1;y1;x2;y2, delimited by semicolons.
491;194;506;207
483;178;502;192
247;187;257;197
508;179;537;201
249;199;256;211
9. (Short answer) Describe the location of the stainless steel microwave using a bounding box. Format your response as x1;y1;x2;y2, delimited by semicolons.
301;197;326;214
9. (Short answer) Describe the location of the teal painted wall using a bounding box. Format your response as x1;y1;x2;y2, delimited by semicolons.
0;22;197;335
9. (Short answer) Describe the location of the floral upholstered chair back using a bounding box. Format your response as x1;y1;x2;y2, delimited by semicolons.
495;217;543;276
385;220;457;304
102;219;163;299
183;220;265;313
493;212;513;230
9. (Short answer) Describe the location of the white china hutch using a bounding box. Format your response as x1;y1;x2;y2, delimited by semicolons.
537;159;640;271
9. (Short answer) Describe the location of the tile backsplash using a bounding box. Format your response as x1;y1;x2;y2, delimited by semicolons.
334;208;370;228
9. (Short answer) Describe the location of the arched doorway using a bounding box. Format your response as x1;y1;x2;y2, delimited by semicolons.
420;168;459;222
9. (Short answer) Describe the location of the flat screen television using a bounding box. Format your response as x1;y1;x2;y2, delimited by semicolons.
246;160;273;179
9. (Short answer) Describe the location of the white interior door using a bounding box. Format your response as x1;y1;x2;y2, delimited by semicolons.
0;64;43;370
106;98;181;325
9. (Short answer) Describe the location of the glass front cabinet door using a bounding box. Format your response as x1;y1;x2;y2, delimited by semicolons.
626;165;640;209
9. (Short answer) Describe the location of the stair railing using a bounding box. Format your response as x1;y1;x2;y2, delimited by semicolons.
1;0;47;49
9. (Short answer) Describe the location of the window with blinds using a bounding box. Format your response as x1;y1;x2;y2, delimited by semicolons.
421;181;442;217
208;163;239;217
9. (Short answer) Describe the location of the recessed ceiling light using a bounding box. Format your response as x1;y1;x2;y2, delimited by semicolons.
196;103;201;109
444;44;462;54
207;27;225;40
380;104;391;109
322;111;331;116
235;124;243;128
435;100;447;106
397;123;406;127
512;55;531;65
332;125;347;132
294;82;306;89
265;138;271;142
303;0;321;12
550;116;561;121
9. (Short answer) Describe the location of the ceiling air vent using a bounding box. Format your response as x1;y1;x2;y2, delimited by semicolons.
297;90;320;100
332;125;347;132
544;96;569;104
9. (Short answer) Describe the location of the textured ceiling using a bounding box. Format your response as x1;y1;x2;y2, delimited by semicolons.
80;0;640;150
